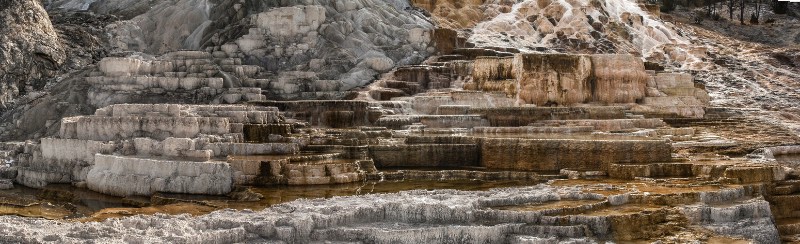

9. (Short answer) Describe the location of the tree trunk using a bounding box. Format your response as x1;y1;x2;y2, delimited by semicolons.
756;0;761;20
713;1;717;16
755;0;759;20
740;0;745;24
729;0;734;19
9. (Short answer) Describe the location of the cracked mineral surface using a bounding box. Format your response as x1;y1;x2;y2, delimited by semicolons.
1;0;799;243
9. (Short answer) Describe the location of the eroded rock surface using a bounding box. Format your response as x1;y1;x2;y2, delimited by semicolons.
0;0;65;107
0;185;774;243
0;0;799;243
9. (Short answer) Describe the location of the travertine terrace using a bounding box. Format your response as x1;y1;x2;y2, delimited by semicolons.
0;0;799;243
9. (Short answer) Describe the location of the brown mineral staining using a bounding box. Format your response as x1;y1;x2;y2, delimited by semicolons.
79;203;216;222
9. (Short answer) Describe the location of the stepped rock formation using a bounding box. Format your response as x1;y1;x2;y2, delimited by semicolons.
0;0;799;243
0;185;781;243
101;0;433;96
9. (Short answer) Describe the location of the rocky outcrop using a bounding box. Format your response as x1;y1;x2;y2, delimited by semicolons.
590;55;649;104
13;104;296;193
463;54;652;106
0;0;65;108
466;57;517;96
464;0;687;55
102;0;433;99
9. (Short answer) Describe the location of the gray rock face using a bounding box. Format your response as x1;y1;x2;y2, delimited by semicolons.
104;0;433;99
104;0;212;53
0;0;65;108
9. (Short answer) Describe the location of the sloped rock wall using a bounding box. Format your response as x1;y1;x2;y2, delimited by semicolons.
103;0;433;98
0;0;65;108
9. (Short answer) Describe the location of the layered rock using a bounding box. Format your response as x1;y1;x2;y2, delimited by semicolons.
227;154;369;186
13;104;297;195
86;52;267;107
0;0;773;242
481;138;672;171
513;54;594;106
633;72;710;118
370;144;480;168
0;184;774;243
103;0;433;99
466;57;517;96
681;199;780;244
456;53;707;118
590;54;649;103
512;53;648;106
257;100;374;128
86;155;233;196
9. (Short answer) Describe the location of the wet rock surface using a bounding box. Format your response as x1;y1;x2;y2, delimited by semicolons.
0;184;768;243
